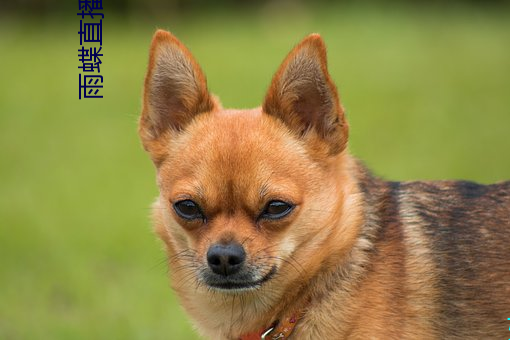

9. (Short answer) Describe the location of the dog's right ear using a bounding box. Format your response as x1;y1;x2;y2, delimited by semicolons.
139;30;216;157
263;34;348;155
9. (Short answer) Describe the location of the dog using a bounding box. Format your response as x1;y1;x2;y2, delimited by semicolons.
138;30;510;339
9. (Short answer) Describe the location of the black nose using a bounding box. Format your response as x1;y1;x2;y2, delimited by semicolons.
207;243;246;276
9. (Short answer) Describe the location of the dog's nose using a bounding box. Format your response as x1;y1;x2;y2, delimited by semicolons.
207;243;246;276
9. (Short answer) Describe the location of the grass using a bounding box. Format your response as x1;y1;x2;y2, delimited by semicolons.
0;4;509;339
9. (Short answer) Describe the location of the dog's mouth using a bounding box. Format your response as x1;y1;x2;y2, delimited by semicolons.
204;265;277;291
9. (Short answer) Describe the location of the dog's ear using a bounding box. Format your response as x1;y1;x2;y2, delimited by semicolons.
139;30;216;151
263;34;348;154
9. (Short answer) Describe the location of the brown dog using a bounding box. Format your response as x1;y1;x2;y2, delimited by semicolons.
138;30;510;339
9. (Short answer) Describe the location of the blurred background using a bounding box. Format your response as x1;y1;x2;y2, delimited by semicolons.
1;0;509;338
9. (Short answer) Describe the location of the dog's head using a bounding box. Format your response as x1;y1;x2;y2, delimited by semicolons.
139;30;358;294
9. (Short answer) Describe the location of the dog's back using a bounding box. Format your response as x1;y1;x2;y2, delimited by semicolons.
353;168;510;338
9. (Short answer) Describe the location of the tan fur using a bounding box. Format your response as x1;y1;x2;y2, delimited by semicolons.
140;30;510;339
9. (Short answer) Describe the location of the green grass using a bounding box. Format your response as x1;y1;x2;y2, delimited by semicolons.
1;5;509;339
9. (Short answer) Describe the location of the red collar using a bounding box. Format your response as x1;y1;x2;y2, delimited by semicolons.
239;312;301;340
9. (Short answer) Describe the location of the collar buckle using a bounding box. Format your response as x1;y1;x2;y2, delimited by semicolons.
260;326;275;339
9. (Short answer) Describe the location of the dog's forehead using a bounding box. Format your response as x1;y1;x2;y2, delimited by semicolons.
178;107;299;167
161;108;313;200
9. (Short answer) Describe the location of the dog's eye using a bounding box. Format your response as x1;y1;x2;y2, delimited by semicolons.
260;200;294;220
173;200;204;221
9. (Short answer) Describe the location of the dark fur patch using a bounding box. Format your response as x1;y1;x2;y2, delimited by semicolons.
391;179;508;337
353;161;510;337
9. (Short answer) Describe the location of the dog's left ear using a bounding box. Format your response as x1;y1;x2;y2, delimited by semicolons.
263;34;348;154
139;30;216;157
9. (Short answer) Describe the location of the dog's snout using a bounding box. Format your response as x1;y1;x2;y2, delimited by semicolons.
207;243;246;276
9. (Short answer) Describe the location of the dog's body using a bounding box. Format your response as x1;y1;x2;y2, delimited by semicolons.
139;30;510;339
